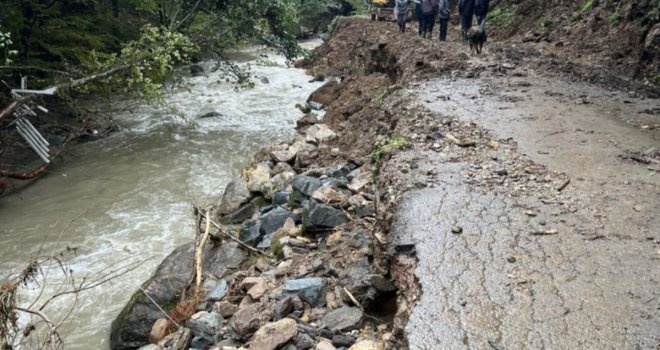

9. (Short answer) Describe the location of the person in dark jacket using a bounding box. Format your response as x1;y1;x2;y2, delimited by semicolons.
438;0;450;41
475;0;489;25
420;0;437;38
396;0;410;32
458;0;475;42
414;0;423;36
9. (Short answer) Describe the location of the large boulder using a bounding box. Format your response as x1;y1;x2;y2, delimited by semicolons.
244;162;272;193
307;80;341;106
290;176;323;205
283;277;326;307
303;200;349;230
219;202;258;225
261;171;295;201
186;311;224;341
305;124;337;144
257;207;297;248
218;178;251;215
109;242;246;349
321;306;363;331
239;219;263;246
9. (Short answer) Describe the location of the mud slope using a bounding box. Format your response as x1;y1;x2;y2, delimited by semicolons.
303;17;659;349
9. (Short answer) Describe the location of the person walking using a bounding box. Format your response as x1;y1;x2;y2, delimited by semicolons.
438;0;450;41
475;0;489;25
458;0;475;42
420;0;436;38
395;0;410;32
413;0;423;36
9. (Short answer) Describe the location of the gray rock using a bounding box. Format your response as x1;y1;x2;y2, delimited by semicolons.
493;167;508;176
296;103;312;114
312;186;347;205
346;169;360;182
216;300;238;317
159;327;192;350
198;111;221;119
307;80;341;106
321;306;363;332
305;124;337;144
239;219;263;246
190;335;213;349
326;163;356;178
271;149;297;163
262;171;295;200
368;275;396;292
354;204;375;218
232;304;262;336
206;279;228;302
272;162;294;175
274;297;294;320
250;318;297;350
245;162;272;193
187;311;224;341
218;178;251;215
303;200;349;230
292;176;323;197
110;243;246;349
332;335;355;347
190;64;204;76
283;277;326;307
296;113;319;130
294;332;316;349
340;263;393;309
219;202;258;225
273;191;291;206
261;207;296;236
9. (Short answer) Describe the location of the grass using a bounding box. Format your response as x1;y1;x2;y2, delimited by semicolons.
371;135;410;181
606;12;621;25
487;5;519;30
571;0;595;21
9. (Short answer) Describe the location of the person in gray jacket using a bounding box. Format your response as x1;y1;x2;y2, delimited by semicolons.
396;0;410;32
438;0;450;41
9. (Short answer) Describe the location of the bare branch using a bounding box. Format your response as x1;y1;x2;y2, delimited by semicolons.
137;286;181;329
197;209;264;255
14;307;59;350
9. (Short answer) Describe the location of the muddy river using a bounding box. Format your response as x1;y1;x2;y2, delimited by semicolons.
0;46;322;349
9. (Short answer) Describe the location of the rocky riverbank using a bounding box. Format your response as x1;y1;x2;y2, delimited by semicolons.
109;16;658;350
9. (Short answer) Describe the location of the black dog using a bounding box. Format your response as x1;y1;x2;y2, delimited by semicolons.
467;25;487;54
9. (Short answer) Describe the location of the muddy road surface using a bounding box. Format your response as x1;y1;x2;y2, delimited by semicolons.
393;75;659;349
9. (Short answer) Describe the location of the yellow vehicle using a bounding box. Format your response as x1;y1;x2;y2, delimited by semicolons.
368;0;395;21
368;0;413;22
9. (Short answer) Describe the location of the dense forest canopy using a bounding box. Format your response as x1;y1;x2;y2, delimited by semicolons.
0;0;361;99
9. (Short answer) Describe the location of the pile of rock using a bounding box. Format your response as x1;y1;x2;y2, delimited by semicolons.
111;118;396;350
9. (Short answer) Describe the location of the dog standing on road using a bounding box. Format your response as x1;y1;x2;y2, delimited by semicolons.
467;25;487;54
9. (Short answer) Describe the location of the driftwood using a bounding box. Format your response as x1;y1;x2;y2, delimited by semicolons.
194;209;212;297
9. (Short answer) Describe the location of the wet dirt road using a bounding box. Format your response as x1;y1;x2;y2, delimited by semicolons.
393;75;659;349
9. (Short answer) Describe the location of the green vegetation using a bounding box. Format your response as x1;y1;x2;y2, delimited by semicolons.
571;0;595;21
371;135;410;181
487;5;520;30
650;74;660;87
271;240;285;261
606;12;621;25
0;0;357;104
